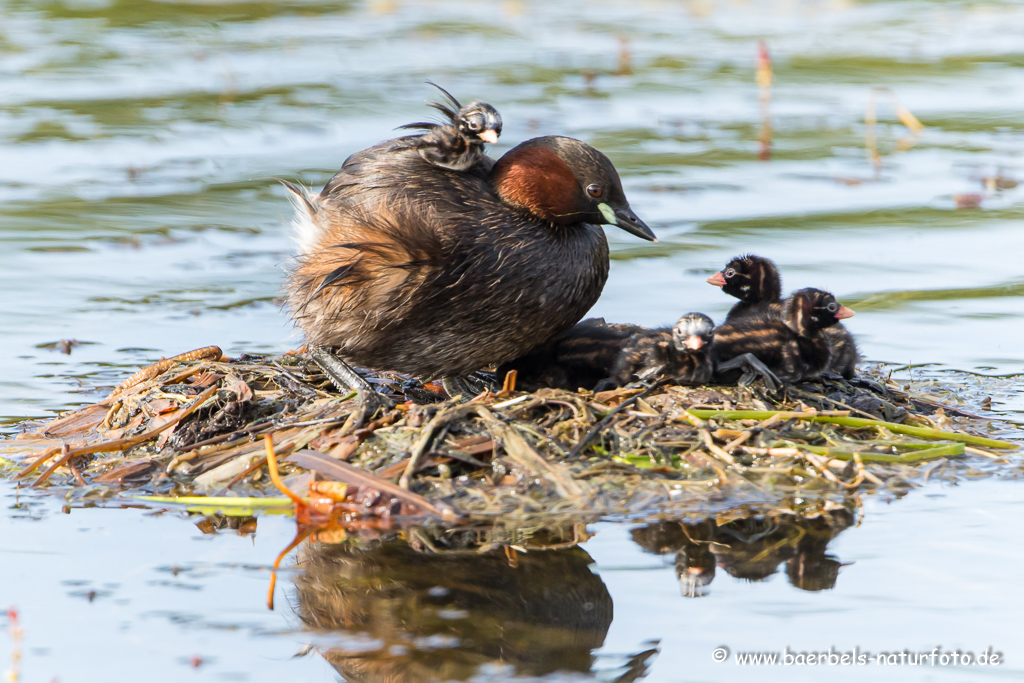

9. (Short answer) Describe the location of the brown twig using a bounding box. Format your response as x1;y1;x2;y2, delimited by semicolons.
701;430;738;467
66;454;87;487
217;457;268;494
723;413;781;453
107;346;223;399
19;384;219;486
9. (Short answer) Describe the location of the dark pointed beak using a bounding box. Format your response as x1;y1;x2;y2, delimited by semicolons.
610;205;657;242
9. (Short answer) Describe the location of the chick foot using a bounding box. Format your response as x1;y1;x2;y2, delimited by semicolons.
715;353;782;393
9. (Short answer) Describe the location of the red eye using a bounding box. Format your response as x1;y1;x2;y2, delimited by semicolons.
586;184;602;198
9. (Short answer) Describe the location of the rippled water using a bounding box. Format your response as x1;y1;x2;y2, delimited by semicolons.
3;0;1024;680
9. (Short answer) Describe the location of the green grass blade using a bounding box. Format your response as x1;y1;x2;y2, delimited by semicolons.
686;410;1018;450
134;495;299;517
772;440;965;463
136;495;297;506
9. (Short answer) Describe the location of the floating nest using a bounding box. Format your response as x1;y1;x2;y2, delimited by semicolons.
1;345;1016;532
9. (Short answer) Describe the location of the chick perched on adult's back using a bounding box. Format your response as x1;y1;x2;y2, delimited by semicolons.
707;254;860;378
711;288;854;385
396;83;502;173
610;313;715;387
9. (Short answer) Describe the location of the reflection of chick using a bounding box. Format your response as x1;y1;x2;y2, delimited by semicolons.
712;512;855;591
712;520;786;583
786;508;855;592
630;521;716;598
674;544;717;598
787;553;843;592
610;313;715;387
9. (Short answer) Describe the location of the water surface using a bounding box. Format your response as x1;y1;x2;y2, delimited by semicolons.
3;0;1024;680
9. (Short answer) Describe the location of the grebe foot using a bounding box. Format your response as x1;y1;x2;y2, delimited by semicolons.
310;346;395;423
441;374;495;402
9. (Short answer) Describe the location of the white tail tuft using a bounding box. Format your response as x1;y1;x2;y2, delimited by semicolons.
280;180;321;255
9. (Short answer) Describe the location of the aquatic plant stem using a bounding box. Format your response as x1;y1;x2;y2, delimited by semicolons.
262;433;312;612
686;410;1017;449
767;441;965;463
264;434;305;506
136;495;294;507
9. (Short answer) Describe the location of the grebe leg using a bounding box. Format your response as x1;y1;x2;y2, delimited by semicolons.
715;354;782;393
310;345;395;424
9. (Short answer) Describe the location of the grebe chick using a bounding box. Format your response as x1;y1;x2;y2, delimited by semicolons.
609;313;715;387
708;254;860;378
710;288;854;385
706;254;782;322
497;318;644;392
396;83;502;172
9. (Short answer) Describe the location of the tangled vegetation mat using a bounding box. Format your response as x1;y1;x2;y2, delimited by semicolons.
1;345;1017;530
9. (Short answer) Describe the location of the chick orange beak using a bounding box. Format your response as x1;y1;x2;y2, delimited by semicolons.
835;305;855;320
478;129;499;144
706;272;726;287
684;335;705;350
